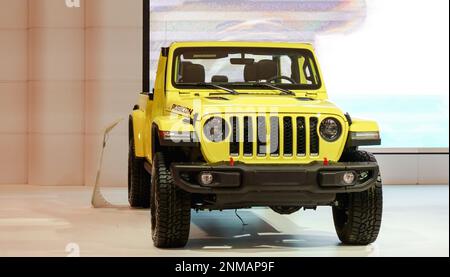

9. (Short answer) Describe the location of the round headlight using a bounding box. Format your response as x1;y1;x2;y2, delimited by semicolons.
319;117;342;142
203;117;229;142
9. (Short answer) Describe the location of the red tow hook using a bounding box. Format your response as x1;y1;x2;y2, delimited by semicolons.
230;157;235;166
323;157;329;166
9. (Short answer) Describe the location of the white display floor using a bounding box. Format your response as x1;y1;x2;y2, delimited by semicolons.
0;185;448;257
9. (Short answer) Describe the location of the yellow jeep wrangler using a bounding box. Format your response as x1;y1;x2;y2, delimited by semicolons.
129;42;383;248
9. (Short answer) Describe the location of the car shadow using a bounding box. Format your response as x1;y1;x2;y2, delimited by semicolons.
186;210;340;252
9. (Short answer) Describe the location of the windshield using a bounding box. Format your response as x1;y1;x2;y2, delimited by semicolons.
172;47;322;90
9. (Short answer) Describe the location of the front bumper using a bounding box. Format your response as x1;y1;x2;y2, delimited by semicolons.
170;161;379;195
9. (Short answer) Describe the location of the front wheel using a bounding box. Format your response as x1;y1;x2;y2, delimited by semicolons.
150;152;191;248
332;150;383;245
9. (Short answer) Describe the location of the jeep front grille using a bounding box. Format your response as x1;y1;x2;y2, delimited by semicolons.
283;117;293;156
229;115;320;159
269;116;280;156
230;116;239;155
296;117;306;156
310;117;320;156
243;116;253;156
257;116;267;156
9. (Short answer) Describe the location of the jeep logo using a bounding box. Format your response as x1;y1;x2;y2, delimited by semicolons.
65;0;80;8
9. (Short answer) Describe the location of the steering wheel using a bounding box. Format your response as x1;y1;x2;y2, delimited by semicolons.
267;75;297;84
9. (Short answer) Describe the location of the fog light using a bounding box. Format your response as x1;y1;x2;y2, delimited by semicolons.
343;172;356;185
200;172;214;186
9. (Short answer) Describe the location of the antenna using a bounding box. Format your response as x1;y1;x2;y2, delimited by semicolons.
143;0;150;94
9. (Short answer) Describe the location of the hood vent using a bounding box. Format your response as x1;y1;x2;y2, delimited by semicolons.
296;97;314;101
206;96;229;101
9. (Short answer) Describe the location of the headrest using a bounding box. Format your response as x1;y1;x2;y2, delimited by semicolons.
181;62;205;83
181;61;192;68
257;60;278;81
211;75;229;83
244;63;258;82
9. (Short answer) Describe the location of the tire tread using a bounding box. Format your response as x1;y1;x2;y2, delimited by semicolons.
333;150;383;245
151;153;191;248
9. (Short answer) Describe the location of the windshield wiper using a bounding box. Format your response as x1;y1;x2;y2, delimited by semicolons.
252;82;295;96
196;83;239;95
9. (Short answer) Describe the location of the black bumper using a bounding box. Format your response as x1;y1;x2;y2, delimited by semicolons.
170;161;379;195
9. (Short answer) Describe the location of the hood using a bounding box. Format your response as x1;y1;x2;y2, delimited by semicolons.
166;94;345;119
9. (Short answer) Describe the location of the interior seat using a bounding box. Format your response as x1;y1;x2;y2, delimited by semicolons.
211;75;229;83
244;63;258;82
256;60;278;81
181;62;205;83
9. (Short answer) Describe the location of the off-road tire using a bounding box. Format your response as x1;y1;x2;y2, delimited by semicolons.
128;137;151;208
333;150;383;245
151;152;191;248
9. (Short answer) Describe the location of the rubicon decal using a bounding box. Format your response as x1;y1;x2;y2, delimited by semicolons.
171;104;193;115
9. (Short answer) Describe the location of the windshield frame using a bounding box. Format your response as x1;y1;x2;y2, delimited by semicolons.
170;46;323;91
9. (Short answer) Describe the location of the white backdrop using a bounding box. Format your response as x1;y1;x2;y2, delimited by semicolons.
317;0;449;148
